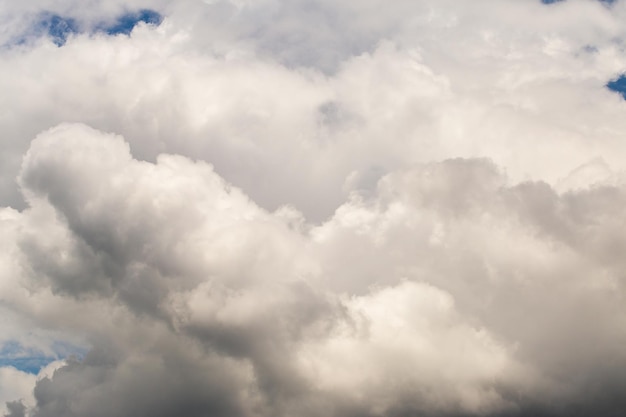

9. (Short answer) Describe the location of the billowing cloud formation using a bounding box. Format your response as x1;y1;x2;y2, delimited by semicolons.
1;123;624;417
1;1;626;417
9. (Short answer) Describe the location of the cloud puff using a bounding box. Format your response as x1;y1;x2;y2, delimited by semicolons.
0;123;624;416
2;1;626;416
0;367;36;416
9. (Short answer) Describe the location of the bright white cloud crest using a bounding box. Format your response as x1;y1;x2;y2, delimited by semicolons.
1;1;626;416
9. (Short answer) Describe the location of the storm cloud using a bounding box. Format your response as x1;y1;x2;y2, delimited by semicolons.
1;1;626;416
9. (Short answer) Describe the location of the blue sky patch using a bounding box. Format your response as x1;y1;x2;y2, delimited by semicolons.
607;74;626;99
12;9;162;47
28;12;79;46
0;340;86;374
99;9;163;36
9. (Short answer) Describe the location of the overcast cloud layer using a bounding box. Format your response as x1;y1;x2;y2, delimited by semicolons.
1;1;626;416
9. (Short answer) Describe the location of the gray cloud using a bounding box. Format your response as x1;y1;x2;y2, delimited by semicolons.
0;124;623;416
4;401;26;417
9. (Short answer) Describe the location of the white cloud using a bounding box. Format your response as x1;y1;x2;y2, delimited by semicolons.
1;1;626;416
297;281;535;416
0;367;36;415
0;123;622;415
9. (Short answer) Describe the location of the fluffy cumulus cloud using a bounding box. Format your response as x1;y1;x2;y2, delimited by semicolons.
1;1;626;416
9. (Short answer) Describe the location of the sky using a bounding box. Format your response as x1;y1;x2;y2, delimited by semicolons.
1;0;626;416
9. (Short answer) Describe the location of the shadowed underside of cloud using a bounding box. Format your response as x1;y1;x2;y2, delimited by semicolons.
0;124;623;417
2;0;626;416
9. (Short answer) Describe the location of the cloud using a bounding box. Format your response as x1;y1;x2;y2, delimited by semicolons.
0;123;624;416
2;1;626;416
1;0;626;220
0;368;36;416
